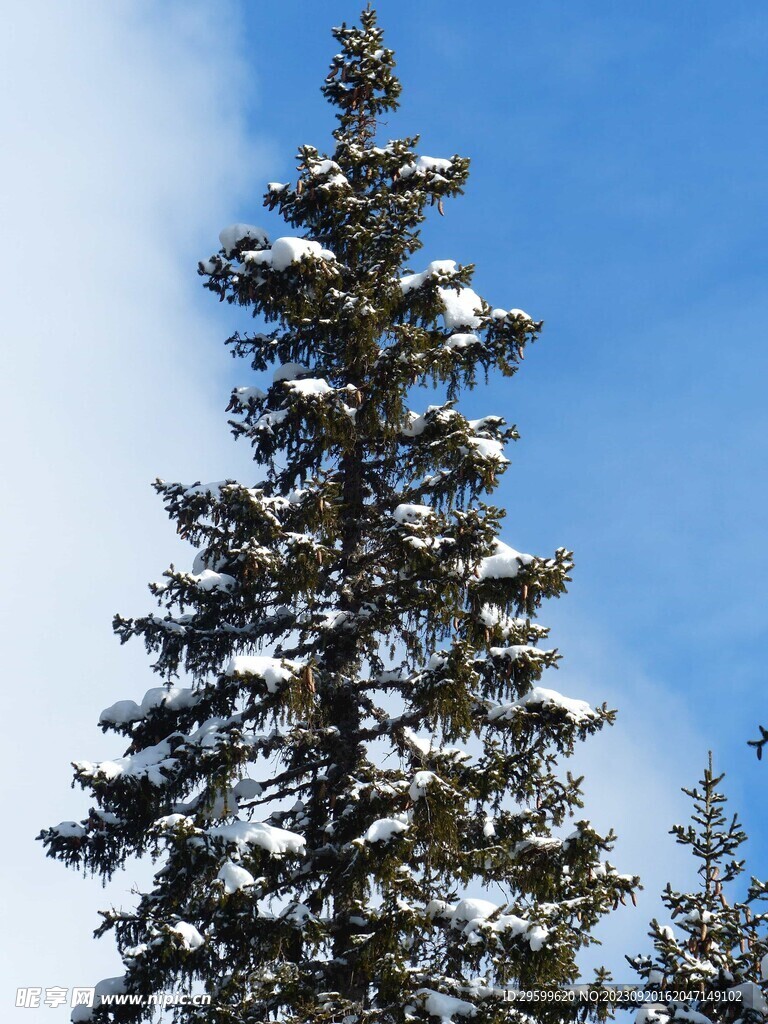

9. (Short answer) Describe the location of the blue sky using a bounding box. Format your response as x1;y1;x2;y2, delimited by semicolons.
3;0;768;1010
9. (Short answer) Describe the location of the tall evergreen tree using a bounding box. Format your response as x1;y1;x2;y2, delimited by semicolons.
40;10;639;1023
628;757;768;1024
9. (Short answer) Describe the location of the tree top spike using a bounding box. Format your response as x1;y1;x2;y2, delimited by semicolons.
322;7;401;143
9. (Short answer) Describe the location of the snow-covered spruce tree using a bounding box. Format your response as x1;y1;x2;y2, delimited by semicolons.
628;757;768;1024
40;10;639;1023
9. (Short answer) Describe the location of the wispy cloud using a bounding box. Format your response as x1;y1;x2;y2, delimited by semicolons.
0;1;268;1002
549;609;709;977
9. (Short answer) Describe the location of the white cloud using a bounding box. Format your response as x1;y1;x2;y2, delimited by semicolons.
550;609;709;979
0;0;268;1003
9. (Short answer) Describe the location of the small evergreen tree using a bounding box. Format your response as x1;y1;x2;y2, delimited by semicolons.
40;10;639;1023
628;757;768;1024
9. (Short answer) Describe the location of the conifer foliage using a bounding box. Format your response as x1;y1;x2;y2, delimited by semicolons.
41;10;639;1023
629;757;768;1024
